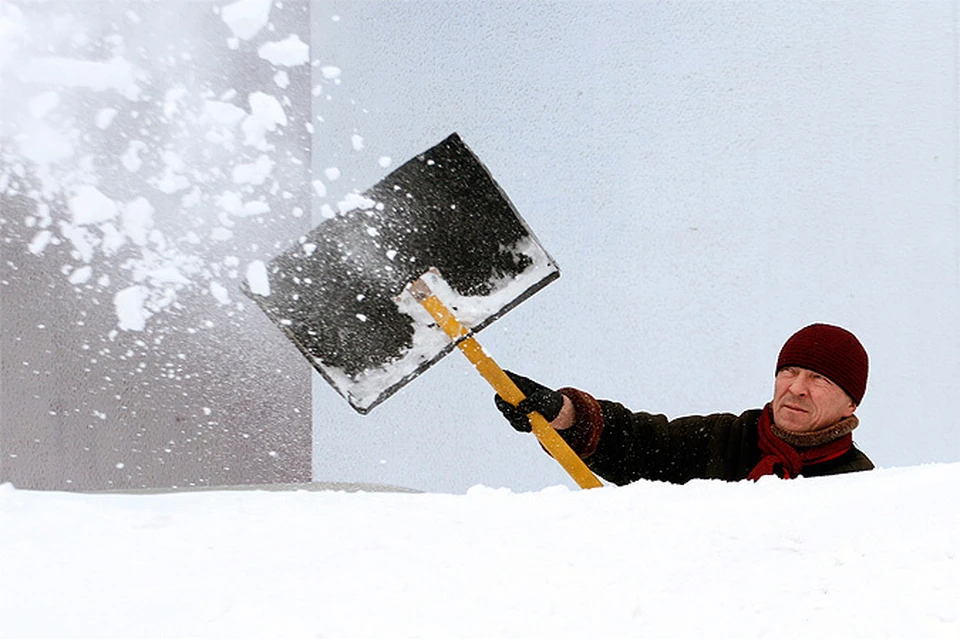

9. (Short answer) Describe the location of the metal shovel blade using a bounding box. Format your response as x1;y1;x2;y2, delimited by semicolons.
242;133;559;413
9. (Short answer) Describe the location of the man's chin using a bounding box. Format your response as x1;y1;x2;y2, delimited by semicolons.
773;409;811;433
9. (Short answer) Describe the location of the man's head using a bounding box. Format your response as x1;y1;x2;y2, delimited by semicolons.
772;324;868;433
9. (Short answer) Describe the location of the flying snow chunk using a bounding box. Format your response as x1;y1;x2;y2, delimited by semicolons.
27;230;53;255
220;0;272;41
351;134;364;151
201;100;247;127
121;141;147;173
242;92;287;149
338;192;377;213
217;191;270;217
69;266;93;285
146;266;190;286
95;108;118;130
114;285;150;332
210;281;230;305
246;260;270;296
68;186;118;225
257;34;309;67
121;197;155;246
232;154;274;185
321;66;341;80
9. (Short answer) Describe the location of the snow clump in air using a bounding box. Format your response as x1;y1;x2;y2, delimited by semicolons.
220;0;273;41
245;260;271;297
257;34;310;67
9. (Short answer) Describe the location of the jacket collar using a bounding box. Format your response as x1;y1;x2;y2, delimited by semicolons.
771;414;859;448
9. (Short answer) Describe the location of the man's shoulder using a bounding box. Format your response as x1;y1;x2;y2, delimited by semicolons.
838;445;875;472
804;445;875;477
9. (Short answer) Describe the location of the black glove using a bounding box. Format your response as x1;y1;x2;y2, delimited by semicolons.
494;371;565;432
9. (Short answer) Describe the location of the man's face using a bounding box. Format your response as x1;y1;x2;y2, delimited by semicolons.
772;366;856;433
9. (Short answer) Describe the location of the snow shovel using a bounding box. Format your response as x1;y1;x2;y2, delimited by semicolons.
242;133;602;489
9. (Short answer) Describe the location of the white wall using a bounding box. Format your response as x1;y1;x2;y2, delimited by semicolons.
311;1;959;492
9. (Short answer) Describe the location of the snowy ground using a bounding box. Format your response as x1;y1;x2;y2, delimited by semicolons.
1;463;957;639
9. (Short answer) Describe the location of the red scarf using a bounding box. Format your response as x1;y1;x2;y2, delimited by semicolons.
747;404;852;481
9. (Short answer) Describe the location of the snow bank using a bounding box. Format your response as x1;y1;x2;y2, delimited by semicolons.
1;463;956;638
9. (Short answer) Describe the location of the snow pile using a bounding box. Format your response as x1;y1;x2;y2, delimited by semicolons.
1;463;957;638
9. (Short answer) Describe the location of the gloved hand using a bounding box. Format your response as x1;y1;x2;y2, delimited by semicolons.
494;371;565;432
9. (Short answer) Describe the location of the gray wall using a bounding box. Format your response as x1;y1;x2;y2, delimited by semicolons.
1;0;312;490
311;1;959;492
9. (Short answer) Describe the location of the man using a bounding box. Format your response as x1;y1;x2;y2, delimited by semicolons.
495;323;874;484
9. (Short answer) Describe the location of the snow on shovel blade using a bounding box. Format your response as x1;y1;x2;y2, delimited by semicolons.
242;133;559;413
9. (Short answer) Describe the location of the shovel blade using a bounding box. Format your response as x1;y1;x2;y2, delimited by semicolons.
242;133;559;413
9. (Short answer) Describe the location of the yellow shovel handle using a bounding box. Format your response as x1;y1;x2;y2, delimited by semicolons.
408;276;603;490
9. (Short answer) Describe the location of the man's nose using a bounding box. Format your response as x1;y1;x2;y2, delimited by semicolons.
788;374;810;395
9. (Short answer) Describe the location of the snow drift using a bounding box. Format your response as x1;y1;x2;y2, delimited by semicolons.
1;463;957;638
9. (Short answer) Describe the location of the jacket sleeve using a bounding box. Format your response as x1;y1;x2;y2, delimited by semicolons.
557;388;746;485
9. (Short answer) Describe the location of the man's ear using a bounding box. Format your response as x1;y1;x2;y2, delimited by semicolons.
844;400;857;418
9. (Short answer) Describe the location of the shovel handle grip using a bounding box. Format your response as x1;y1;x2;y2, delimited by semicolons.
408;276;603;490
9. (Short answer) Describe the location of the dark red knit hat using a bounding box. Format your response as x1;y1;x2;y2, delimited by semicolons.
776;323;869;405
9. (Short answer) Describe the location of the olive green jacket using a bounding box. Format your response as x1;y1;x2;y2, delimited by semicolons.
558;388;874;486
